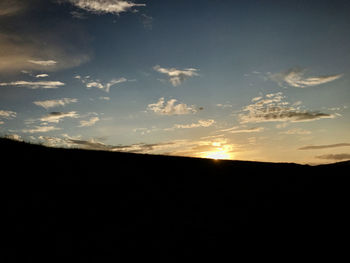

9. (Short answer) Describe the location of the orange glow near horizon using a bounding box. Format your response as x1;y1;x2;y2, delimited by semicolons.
203;149;233;160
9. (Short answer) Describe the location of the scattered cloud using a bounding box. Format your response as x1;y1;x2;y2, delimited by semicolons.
99;96;110;101
40;111;79;123
299;143;350;150
316;153;350;161
269;68;342;88
22;125;61;133
35;74;49;78
4;134;22;141
0;80;65;89
68;0;146;15
239;92;335;123
153;65;199;86
33;98;78;109
79;117;100;127
166;119;215;130
147;97;197;115
0;110;17;119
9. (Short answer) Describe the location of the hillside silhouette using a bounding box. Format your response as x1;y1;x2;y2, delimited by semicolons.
3;138;350;261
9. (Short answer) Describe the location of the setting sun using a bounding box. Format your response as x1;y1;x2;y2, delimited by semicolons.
204;150;232;160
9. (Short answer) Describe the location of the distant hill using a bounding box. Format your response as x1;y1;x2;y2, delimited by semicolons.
3;138;350;261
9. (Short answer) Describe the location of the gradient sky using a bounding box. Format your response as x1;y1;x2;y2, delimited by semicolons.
1;0;349;164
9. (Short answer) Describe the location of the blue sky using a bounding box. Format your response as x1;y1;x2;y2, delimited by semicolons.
0;0;349;163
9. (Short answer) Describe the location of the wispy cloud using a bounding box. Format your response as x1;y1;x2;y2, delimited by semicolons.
28;60;57;66
153;65;199;86
79;77;127;92
299;143;350;150
141;14;153;30
79;116;99;127
239;92;335;123
22;125;61;134
228;127;264;134
270;68;343;88
147;97;197;115
316;153;350;161
280;128;311;135
68;0;146;15
166;119;215;130
40;112;79;123
0;0;26;16
0;80;65;89
33;98;78;109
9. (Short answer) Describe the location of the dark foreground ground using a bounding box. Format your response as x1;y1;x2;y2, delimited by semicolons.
3;138;350;262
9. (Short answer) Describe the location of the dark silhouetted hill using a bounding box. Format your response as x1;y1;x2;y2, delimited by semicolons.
3;138;349;262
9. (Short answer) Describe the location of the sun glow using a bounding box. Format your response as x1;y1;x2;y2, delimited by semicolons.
204;150;232;160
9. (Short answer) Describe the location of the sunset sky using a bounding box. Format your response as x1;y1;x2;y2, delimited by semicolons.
0;0;349;164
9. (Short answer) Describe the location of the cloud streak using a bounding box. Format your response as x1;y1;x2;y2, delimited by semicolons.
270;68;342;88
154;65;199;86
147;97;197;115
166;119;215;130
22;125;61;133
28;60;57;66
79;117;100;127
40;112;79;123
0;81;65;89
299;143;350;150
316;154;350;161
33;98;78;109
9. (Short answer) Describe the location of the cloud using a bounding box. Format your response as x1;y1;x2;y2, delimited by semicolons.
82;77;127;92
280;128;311;135
316;154;350;161
228;127;264;134
0;2;91;74
33;98;78;109
40;111;79;123
0;80;65;89
0;110;16;119
167;119;215;130
68;0;146;15
22;125;61;133
153;65;199;86
147;97;197;115
270;68;342;88
239;92;335;123
28;60;57;66
0;0;26;16
5;134;22;141
65;138;174;153
299;143;350;150
141;14;153;30
35;74;49;78
79;117;100;127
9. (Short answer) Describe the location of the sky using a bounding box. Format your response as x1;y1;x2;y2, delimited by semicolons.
0;0;349;164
